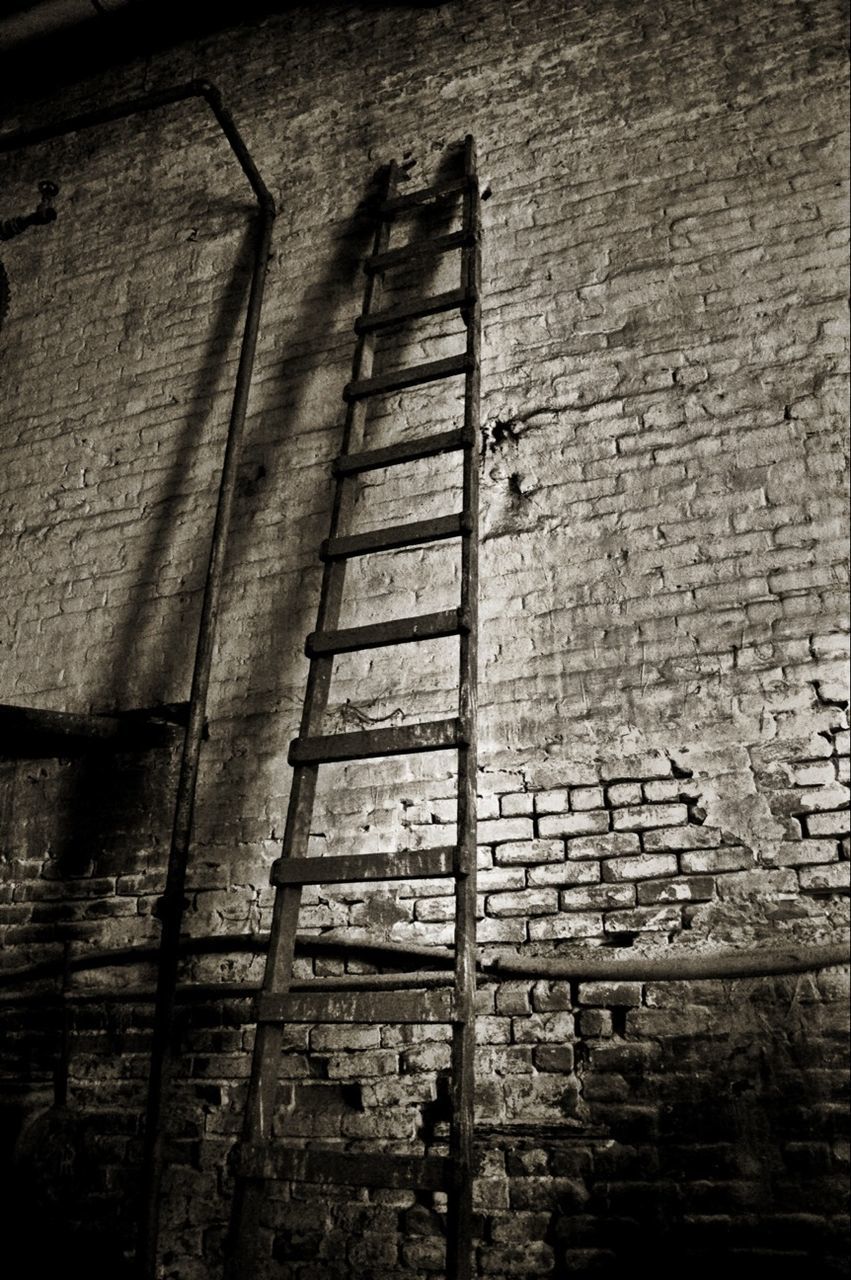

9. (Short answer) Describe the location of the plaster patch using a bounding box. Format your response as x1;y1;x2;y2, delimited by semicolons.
670;744;785;861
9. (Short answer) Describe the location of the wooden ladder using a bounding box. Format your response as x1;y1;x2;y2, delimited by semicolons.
226;137;482;1279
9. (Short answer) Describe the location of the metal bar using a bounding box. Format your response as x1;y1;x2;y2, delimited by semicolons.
225;161;401;1280
1;937;846;998
447;134;482;1280
0;80;275;214
53;942;72;1108
0;84;276;1280
138;199;275;1279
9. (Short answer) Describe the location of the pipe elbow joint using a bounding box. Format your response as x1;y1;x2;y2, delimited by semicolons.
193;78;221;106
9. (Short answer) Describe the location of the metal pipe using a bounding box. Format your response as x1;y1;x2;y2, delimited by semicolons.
0;83;275;1280
138;203;274;1278
0;80;276;214
486;940;850;982
0;933;846;997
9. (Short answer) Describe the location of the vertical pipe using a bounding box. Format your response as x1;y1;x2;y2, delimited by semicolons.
136;202;274;1278
0;83;276;1279
53;940;72;1109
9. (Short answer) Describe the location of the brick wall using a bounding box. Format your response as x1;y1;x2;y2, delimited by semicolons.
0;0;848;1275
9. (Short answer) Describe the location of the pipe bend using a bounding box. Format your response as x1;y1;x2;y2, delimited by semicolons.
193;78;221;105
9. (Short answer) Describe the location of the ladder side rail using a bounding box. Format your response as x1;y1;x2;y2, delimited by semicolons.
447;134;482;1280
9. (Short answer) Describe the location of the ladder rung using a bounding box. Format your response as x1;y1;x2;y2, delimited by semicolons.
380;175;471;214
344;352;470;401
334;429;471;477
307;609;468;657
355;287;472;334
288;717;465;766
237;1145;451;1190
323;513;466;561
366;228;472;273
256;988;453;1024
289;972;454;992
273;845;454;885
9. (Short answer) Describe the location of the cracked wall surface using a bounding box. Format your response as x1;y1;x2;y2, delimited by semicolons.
0;0;848;1276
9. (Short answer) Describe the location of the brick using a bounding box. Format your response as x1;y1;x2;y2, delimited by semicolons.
636;876;715;904
538;811;610;837
579;1009;613;1038
606;782;643;806
477;1244;555;1272
612;804;690;831
715;868;798;897
477;867;527;892
680;846;755;874
487;888;558;917
560;883;635;911
604;905;682;933
478;918;528;944
799;863;851;892
495;984;532;1016
568;832;640;859
494;838;564;865
511;1012;574;1044
570;785;605;810
790;763;839;788
528;914;603;941
530;980;572;1012
806;811;850;837
602;853;678;882
643;827;721;851
767;839;842;866
533;1045;575;1073
500;791;534;816
534;789;570;814
478;817;536;844
478;1016;512;1045
795;784;851;813
401;1044;451;1073
577;981;643;1008
414;895;455;921
527;860;600;887
325;1051;397;1078
642;779;689;802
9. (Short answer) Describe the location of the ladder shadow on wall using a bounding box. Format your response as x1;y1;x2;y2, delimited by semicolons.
52;223;257;884
207;143;467;882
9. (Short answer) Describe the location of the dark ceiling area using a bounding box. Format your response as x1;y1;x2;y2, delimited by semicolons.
0;0;451;114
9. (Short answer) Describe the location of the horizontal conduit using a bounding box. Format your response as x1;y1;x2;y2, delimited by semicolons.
0;933;846;1004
